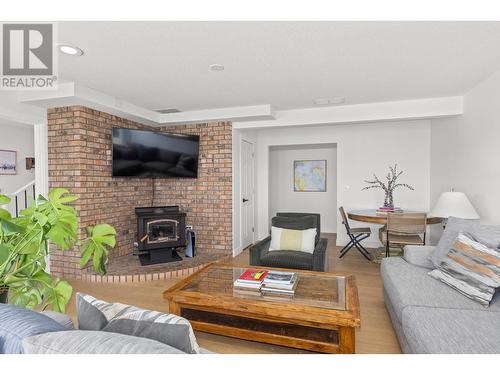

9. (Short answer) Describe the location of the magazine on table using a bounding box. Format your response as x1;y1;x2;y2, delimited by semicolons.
263;271;297;285
233;281;262;289
261;283;298;295
233;269;268;289
262;278;297;290
235;269;267;283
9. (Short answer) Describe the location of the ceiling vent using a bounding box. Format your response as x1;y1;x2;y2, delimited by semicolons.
155;109;181;114
313;97;346;106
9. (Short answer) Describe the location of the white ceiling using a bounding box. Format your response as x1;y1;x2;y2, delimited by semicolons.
57;21;500;111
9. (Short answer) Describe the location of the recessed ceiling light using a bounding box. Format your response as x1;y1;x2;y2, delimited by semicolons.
209;63;224;71
313;97;345;106
58;44;84;56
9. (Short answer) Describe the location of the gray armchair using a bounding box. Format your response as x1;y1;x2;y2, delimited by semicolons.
249;212;328;272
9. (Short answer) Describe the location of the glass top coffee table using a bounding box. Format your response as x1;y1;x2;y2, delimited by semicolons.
163;264;360;353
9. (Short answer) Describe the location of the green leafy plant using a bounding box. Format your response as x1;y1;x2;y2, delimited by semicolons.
0;188;116;312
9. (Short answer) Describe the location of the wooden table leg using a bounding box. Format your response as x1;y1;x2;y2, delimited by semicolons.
168;301;181;315
338;326;355;354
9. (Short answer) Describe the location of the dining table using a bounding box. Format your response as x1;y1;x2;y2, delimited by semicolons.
347;209;443;225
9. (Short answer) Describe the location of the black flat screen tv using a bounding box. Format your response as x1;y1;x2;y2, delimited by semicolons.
112;128;200;178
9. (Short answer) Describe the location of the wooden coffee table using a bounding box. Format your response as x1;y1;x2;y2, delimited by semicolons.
163;264;360;353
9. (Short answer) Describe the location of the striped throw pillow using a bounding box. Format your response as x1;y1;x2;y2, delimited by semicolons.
76;293;200;353
428;233;500;306
269;226;317;253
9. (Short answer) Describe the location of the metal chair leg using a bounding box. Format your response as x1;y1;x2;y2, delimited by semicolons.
354;244;371;260
340;225;373;261
341;233;371;260
340;240;354;253
354;237;371;260
339;241;355;258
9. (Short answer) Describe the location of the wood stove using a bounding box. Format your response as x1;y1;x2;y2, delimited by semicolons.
135;206;186;265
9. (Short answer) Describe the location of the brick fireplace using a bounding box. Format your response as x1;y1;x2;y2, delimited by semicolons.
47;106;232;280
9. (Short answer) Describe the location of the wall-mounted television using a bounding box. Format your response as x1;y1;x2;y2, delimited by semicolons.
112;128;200;178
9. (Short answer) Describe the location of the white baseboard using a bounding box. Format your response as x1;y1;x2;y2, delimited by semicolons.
321;228;337;234
232;245;245;257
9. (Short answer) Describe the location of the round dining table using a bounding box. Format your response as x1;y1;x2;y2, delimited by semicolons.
347;209;443;225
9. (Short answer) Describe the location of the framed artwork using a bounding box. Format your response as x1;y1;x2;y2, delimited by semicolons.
294;160;327;192
0;150;17;175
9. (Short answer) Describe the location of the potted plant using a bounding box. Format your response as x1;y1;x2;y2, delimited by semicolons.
0;188;116;312
362;164;414;209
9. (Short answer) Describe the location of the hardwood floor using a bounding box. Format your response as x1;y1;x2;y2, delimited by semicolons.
66;233;401;354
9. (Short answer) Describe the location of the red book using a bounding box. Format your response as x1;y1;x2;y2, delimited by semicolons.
237;269;268;283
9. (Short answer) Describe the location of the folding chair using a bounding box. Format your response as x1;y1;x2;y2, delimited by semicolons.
339;206;372;260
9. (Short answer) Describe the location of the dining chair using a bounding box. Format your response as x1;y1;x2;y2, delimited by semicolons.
339;206;372;260
385;212;427;257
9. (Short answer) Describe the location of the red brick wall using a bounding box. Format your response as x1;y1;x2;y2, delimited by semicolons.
47;106;232;278
155;123;233;257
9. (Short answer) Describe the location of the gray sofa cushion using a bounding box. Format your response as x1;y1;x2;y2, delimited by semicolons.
468;221;500;249
22;330;184;354
260;250;313;270
381;257;500;323
403;245;436;269
383;290;410;354
40;311;75;330
77;293;200;353
431;217;479;268
402;306;500;354
0;303;68;354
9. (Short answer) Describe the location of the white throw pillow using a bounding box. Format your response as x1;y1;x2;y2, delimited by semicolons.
269;226;317;254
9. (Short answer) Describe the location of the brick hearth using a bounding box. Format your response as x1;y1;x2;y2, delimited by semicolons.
81;252;231;284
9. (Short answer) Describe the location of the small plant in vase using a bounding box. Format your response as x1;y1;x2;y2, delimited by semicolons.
362;164;414;210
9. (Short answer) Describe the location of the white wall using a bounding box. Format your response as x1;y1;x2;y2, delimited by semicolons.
0;121;35;196
255;120;432;248
431;68;500;228
269;144;337;233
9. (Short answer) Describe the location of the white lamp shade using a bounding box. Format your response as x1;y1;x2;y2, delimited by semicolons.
429;192;479;219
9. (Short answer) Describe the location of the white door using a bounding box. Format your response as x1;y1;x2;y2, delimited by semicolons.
241;139;255;249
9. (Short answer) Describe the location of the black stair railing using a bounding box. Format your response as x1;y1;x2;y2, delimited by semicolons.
11;181;36;218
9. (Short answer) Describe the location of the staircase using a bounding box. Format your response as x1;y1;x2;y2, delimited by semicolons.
2;180;36;217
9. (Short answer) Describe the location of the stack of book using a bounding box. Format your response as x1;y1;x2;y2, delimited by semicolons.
233;269;268;296
376;207;403;215
261;271;298;298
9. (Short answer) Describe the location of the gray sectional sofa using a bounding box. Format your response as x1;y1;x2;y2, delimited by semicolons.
0;300;210;354
381;245;500;354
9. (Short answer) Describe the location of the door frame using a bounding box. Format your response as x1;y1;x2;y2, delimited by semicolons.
239;138;255;253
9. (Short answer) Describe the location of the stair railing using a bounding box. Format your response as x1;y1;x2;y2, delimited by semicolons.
4;180;36;217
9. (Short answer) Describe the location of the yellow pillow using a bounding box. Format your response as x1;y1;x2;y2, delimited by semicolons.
269;226;317;254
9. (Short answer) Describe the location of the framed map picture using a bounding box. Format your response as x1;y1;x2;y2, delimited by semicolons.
0;150;17;175
294;160;326;192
